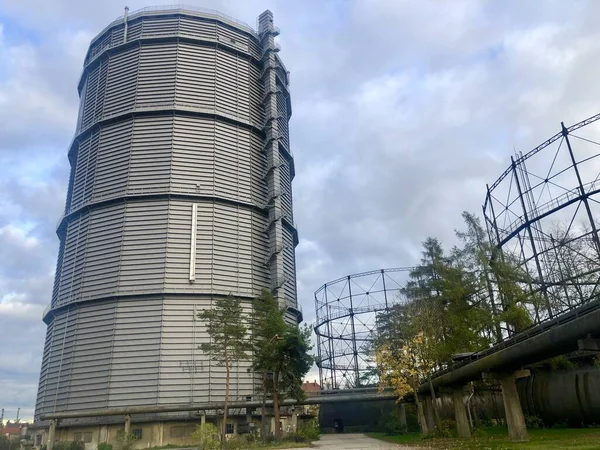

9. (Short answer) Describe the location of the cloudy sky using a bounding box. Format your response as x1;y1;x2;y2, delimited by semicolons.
2;0;600;420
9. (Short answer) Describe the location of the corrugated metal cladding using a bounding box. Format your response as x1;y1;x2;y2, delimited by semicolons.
35;9;300;420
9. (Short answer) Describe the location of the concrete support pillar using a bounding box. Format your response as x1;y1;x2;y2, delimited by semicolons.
291;409;298;433
124;415;131;436
47;420;57;450
156;422;164;447
99;425;109;444
499;373;529;442
423;395;436;433
398;403;407;429
484;370;529;442
201;413;206;427
452;387;471;438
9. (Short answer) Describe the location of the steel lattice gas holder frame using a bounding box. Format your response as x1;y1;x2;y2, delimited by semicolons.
483;113;600;326
314;268;414;390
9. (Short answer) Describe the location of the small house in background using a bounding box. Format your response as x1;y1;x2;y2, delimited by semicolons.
2;422;27;438
302;380;321;396
301;380;321;417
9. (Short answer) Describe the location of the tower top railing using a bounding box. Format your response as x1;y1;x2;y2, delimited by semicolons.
91;5;258;48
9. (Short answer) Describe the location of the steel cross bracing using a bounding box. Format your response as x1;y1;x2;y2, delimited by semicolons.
483;114;600;334
314;268;415;390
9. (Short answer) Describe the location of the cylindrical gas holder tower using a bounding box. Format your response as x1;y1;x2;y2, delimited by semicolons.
35;6;300;422
314;268;413;390
483;113;600;328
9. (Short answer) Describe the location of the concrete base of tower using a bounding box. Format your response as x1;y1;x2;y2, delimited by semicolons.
28;410;315;449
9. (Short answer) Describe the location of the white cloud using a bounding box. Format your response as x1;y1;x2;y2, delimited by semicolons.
0;224;39;248
0;24;78;153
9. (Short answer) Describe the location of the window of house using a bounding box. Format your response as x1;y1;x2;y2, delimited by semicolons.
225;423;234;434
73;433;82;442
83;432;92;443
132;429;143;440
36;435;42;446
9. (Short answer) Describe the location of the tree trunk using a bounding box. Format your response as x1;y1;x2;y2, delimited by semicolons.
273;370;281;440
476;232;503;342
483;265;503;341
223;349;229;449
261;371;267;439
414;393;428;435
427;372;441;430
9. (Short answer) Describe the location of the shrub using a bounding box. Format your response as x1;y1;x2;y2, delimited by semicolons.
0;437;21;450
115;431;137;450
525;415;544;429
190;424;220;450
472;428;487;437
262;435;275;444
53;442;84;450
439;419;456;432
243;433;258;444
225;436;252;450
296;419;320;441
290;433;304;443
98;443;113;450
384;420;407;436
422;421;453;440
436;428;452;438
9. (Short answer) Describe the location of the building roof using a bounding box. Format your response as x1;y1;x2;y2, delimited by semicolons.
2;425;23;436
301;380;321;393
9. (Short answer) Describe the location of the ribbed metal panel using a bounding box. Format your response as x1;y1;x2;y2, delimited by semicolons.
36;9;298;420
78;43;264;133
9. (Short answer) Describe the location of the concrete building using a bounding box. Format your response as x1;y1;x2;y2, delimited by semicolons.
34;6;299;446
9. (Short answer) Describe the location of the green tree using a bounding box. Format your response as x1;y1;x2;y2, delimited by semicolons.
251;289;313;440
251;289;286;439
393;228;496;428
276;324;314;403
489;252;535;333
198;296;251;445
455;211;502;341
374;211;555;437
401;237;449;429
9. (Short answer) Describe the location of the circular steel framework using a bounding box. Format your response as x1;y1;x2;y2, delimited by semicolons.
483;113;600;327
314;268;414;389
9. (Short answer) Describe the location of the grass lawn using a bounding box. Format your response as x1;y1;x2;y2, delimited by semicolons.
368;427;600;449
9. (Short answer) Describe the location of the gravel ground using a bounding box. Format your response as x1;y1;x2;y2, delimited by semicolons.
279;433;414;449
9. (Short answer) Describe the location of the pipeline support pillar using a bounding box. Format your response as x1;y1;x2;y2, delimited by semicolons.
423;395;436;433
291;409;298;432
484;370;529;442
246;411;252;430
47;420;57;450
124;414;131;436
398;403;407;429
452;386;471;438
